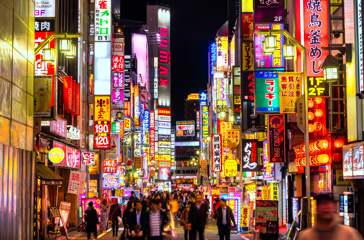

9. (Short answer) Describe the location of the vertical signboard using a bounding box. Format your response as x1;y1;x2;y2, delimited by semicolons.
95;0;111;41
263;139;274;179
242;13;253;41
241;139;262;172
242;43;254;71
215;78;228;107
212;134;222;172
255;72;280;113
210;42;217;75
158;8;171;107
268;115;285;163
142;110;150;145
297;0;329;77
216;36;229;72
94;96;111;149
278;72;303;113
357;0;363;91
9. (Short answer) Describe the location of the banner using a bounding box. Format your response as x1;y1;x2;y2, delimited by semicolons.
241;204;250;227
224;159;238;177
241;139;262;172
279;72;303;113
268;115;285;163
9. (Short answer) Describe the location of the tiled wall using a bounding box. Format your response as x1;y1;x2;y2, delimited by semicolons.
0;0;35;151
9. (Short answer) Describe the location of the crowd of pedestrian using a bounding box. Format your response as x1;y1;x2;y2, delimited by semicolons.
83;190;222;240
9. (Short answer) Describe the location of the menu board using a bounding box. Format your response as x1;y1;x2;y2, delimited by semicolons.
255;200;279;239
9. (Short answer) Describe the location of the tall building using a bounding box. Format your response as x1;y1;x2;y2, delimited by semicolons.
184;93;200;121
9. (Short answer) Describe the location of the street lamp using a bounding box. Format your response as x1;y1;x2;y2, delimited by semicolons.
283;43;295;59
65;44;77;58
43;48;55;62
321;55;340;81
263;34;277;54
59;39;72;53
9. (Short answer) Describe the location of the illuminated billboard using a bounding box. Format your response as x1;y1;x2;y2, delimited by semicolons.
94;42;111;95
176;121;195;137
132;34;148;89
158;8;171;107
95;0;111;41
216;36;228;72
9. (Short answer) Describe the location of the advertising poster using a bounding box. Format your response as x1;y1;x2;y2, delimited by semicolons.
82;198;101;219
82;152;95;165
255;72;280;113
94;96;111;149
255;200;279;239
353;145;364;177
34;77;53;117
67;171;84;195
254;0;284;23
268;115;285;163
254;24;285;69
176;121;195;137
102;174;119;188
224;159;238;177
241;204;250;227
279;72;303;113
241;139;262;172
53;142;81;168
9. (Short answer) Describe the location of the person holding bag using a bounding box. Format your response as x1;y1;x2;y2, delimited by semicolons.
109;199;122;237
181;202;192;240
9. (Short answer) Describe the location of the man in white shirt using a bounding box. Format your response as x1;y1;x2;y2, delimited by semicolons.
214;199;237;240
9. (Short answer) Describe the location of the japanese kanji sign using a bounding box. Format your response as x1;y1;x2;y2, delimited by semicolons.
35;20;55;32
112;55;124;71
268;115;285;163
303;0;329;76
270;182;279;200
226;129;240;148
82;152;95;165
279;72;303;113
212;134;222;172
241;139;262;172
35;32;55;76
216;37;229;71
241;13;254;41
255;72;280;113
103;159;117;173
94;96;111;149
242;43;254;71
95;0;111;41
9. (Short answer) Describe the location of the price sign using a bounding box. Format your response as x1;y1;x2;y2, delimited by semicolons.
94;96;111;149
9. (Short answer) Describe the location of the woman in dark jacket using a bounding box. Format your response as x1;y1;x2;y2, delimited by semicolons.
121;200;134;240
109;199;122;237
85;201;99;240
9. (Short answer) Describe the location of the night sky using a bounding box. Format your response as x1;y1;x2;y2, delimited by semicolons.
170;0;227;123
118;0;228;124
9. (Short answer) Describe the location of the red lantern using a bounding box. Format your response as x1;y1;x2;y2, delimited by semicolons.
308;100;314;108
333;153;342;162
334;138;345;148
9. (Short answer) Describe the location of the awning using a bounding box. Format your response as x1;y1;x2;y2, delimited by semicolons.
36;163;63;185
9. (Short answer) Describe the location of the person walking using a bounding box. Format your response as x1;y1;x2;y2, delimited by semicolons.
181;202;193;240
121;200;134;240
298;193;363;240
109;199;122;237
100;199;109;233
214;199;237;240
85;201;99;240
188;194;209;240
129;200;147;240
146;199;169;240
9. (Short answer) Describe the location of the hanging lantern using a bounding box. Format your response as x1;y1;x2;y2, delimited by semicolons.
308;100;314;108
59;39;71;53
264;34;277;50
321;54;340;82
315;98;323;104
314;122;323;131
333;153;342;162
334;138;345;148
317;154;329;164
308;124;315;133
65;44;77;58
283;43;295;59
318;139;329;149
308;112;314;121
315;109;323;117
262;41;275;54
43;48;55;62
